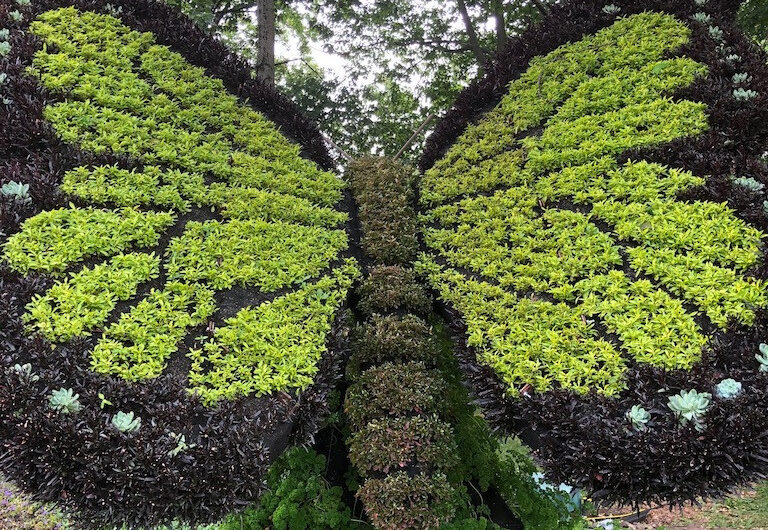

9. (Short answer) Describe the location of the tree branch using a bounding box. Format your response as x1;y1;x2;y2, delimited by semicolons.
455;0;488;66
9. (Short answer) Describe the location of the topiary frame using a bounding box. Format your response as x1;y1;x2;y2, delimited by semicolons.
419;0;768;509
0;1;358;528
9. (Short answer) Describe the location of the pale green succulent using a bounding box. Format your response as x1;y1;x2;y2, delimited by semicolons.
668;389;711;431
756;343;768;372
0;29;9;41
16;0;31;5
715;378;742;399
708;26;724;41
1;181;30;203
168;432;195;457
626;405;650;431
734;88;759;101
691;12;711;24
112;411;141;433
733;73;752;84
12;363;39;383
726;54;742;63
0;41;11;57
733;176;765;192
48;388;82;414
602;4;620;15
695;0;708;5
9;10;22;22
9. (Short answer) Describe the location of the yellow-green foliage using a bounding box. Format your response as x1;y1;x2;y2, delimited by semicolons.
188;261;359;404
417;12;767;397
2;7;357;403
25;253;160;342
91;282;217;380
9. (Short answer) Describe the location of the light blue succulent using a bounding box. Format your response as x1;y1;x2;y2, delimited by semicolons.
48;388;82;414
756;343;768;372
734;88;759;101
1;181;31;204
168;432;195;457
733;73;752;84
668;389;711;431
727;54;742;63
733;176;765;192
12;363;39;383
626;405;651;431
112;411;141;433
691;12;711;24
715;378;742;399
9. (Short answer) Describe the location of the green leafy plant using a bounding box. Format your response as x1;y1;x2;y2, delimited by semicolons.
219;448;361;530
626;405;651;431
111;411;141;433
668;389;711;431
48;388;82;414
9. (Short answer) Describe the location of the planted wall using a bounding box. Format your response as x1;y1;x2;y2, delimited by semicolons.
418;0;768;507
0;1;357;527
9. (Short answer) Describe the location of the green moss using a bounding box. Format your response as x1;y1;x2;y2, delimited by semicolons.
418;12;766;396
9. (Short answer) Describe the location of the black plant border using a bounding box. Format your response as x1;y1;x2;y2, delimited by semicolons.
0;1;349;528
420;0;768;508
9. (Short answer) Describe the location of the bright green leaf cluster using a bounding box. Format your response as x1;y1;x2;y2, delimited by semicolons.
187;261;359;405
165;219;348;291
419;12;767;397
91;282;216;380
30;7;343;207
24;253;160;342
4;207;173;274
4;7;357;403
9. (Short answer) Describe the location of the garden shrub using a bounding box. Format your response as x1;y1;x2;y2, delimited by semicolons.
346;157;419;265
356;472;457;530
0;1;357;527
344;362;446;430
357;265;432;317
219;447;363;530
418;0;768;508
348;314;437;375
348;414;459;476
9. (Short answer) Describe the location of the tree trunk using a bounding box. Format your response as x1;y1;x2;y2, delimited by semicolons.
456;0;487;67
256;0;276;87
493;0;508;53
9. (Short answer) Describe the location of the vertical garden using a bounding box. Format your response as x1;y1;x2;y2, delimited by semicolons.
2;0;768;528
